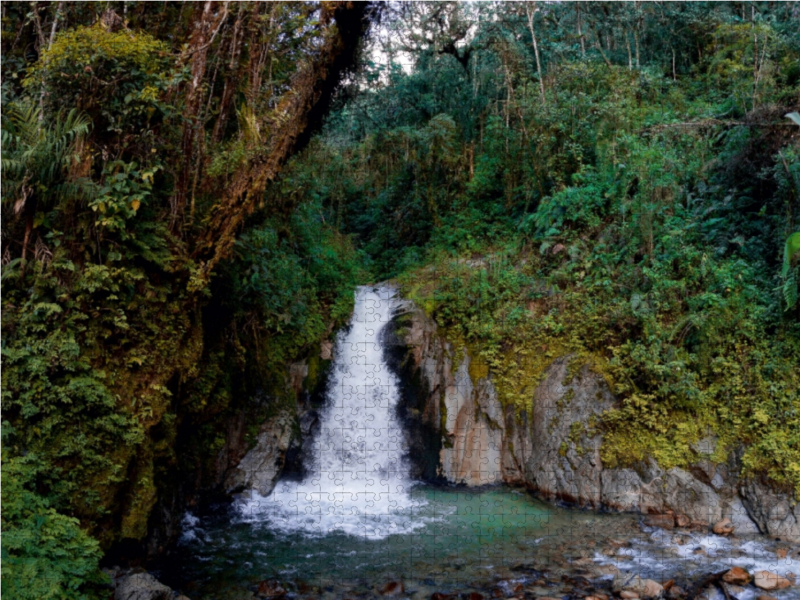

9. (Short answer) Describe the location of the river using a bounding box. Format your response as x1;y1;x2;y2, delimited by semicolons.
160;286;799;600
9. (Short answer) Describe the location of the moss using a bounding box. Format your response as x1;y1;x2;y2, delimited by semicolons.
467;350;490;381
559;441;569;457
119;451;157;541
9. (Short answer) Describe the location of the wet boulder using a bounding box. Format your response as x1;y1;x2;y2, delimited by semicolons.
113;571;174;600
722;567;751;586
753;571;792;591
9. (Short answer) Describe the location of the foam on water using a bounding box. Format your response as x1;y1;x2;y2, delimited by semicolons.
237;285;430;539
594;524;800;599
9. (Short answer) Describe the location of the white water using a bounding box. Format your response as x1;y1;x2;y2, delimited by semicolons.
237;285;429;539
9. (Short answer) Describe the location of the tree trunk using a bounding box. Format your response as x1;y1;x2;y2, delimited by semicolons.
192;1;370;282
173;1;230;232
525;3;546;106
626;32;632;70
211;3;250;145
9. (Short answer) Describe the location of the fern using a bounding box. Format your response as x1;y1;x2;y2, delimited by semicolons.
783;232;800;278
1;101;91;215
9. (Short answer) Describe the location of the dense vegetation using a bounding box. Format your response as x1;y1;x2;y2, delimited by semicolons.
1;2;798;599
285;3;800;491
1;2;368;597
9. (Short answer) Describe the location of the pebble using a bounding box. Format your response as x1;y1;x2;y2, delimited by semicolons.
722;567;752;585
256;579;286;599
379;580;405;596
712;518;734;536
754;571;792;591
675;514;691;528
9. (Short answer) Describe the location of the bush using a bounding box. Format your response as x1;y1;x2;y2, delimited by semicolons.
1;448;107;600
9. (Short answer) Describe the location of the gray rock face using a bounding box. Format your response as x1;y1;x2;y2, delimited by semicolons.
508;356;613;506
113;571;174;600
216;345;331;499
224;411;295;496
392;301;504;485
740;479;800;540
393;304;795;540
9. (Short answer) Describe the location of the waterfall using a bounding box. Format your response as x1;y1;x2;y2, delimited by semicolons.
237;285;426;539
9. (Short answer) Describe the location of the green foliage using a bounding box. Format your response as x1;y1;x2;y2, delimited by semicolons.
1;101;91;216
784;232;800;310
223;199;363;364
1;4;799;596
91;160;159;234
288;1;800;494
1;443;108;600
26;24;176;137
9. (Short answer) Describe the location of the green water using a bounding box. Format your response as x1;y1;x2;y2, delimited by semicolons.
164;484;640;598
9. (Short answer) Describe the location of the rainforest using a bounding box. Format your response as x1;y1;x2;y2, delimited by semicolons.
1;2;799;600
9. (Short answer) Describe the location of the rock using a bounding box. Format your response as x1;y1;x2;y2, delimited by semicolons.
616;575;664;598
257;579;286;598
430;593;454;600
722;567;751;585
725;496;761;535
667;586;685;598
632;579;663;598
115;572;173;600
740;480;800;542
776;548;788;558
712;518;734;536
675;514;691;528
644;514;675;530
379;581;405;596
620;592;639;599
642;580;665;598
225;413;295;496
320;340;333;360
515;355;616;506
593;564;621;577
724;585;746;596
753;571;792;591
396;298;800;543
756;596;778;600
661;469;723;525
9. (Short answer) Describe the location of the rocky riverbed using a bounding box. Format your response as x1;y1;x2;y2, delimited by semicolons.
143;288;798;600
148;485;799;600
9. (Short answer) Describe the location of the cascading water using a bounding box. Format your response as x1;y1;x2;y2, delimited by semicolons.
169;285;798;598
238;285;429;539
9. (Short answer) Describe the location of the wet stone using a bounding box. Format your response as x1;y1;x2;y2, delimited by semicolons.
256;580;286;599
